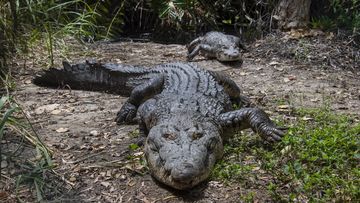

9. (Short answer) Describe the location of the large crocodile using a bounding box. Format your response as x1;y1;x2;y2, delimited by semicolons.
33;61;284;190
187;31;247;62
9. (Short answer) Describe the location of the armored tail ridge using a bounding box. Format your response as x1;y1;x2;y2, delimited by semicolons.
33;60;157;96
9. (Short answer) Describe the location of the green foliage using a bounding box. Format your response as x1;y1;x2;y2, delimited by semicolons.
0;96;18;140
311;16;336;30
148;0;279;33
0;0;126;78
212;107;359;201
129;143;140;151
1;93;54;201
311;0;360;31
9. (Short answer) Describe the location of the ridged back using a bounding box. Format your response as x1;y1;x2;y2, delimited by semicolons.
155;63;232;117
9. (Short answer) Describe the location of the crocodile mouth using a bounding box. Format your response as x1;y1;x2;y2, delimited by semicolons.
217;52;241;61
172;178;194;186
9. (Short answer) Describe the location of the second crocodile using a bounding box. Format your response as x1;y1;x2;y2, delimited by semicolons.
33;61;284;190
187;31;247;62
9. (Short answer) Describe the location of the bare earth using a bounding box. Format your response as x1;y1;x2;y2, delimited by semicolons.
9;32;360;202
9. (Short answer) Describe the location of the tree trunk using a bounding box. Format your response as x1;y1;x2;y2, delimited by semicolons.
274;0;311;30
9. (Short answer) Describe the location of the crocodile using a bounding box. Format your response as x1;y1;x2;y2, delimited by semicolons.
33;61;284;190
187;31;247;62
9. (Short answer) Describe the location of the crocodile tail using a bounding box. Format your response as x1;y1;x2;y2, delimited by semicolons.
33;61;155;96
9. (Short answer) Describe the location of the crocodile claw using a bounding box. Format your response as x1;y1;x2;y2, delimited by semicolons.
115;102;137;125
259;124;286;143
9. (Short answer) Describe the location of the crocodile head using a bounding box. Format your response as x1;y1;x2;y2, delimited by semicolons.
144;121;223;190
215;46;241;61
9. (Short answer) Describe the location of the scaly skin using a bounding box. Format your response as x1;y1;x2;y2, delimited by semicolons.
34;61;284;190
187;31;247;62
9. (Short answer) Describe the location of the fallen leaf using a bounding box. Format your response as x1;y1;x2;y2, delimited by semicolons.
0;191;9;199
310;98;319;102
281;146;291;154
278;105;290;109
133;152;144;157
288;75;297;80
118;174;126;180
208;181;223;188
101;181;111;188
56;127;69;133
326;32;334;40
283;78;290;83
106;170;112;177
301;116;313;121
50;109;61;115
127;179;136;187
269;61;280;66
34;104;60;114
273;67;284;71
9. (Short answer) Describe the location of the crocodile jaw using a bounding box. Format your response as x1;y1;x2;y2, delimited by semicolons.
216;48;242;61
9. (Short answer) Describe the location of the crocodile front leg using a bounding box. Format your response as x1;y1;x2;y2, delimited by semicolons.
187;37;202;54
218;108;284;142
187;44;215;61
115;75;164;124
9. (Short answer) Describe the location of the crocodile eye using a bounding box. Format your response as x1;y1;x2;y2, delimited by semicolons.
162;133;177;141
207;138;218;153
192;132;204;140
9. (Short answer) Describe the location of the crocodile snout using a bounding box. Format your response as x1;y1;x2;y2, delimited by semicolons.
171;162;198;183
217;48;241;61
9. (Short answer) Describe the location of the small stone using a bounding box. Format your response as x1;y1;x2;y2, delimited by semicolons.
1;160;8;168
69;176;76;182
89;130;99;136
288;75;297;80
120;175;127;180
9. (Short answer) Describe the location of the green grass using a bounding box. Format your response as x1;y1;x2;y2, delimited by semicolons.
212;107;359;202
1;94;55;202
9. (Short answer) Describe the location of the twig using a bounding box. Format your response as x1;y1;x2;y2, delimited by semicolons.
51;169;75;187
62;150;106;164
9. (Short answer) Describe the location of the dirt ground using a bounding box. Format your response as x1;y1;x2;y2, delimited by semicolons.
5;31;360;202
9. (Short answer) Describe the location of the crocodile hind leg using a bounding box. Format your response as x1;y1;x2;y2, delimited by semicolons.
209;71;253;108
218;108;284;142
115;75;164;125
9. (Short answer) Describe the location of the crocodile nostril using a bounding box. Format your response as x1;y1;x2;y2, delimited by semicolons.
183;162;194;169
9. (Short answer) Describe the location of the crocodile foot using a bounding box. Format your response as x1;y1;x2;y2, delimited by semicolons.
115;102;137;125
